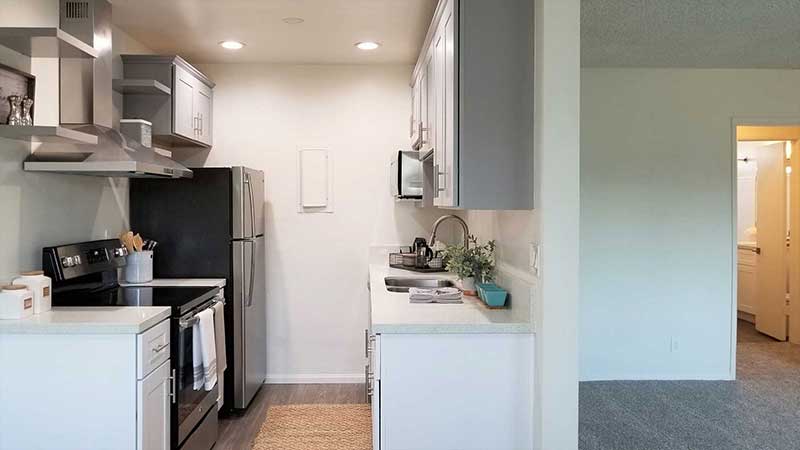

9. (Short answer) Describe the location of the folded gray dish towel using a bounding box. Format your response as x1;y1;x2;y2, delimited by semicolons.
409;287;463;304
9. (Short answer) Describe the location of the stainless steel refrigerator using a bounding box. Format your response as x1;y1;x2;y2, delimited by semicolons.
131;166;267;410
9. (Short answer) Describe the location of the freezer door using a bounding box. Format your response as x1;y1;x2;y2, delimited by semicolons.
231;237;267;409
232;167;265;239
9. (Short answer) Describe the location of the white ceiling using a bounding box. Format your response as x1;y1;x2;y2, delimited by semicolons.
582;0;800;68
111;0;437;64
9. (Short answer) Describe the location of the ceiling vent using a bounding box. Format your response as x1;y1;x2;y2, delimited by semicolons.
63;1;90;20
60;1;94;45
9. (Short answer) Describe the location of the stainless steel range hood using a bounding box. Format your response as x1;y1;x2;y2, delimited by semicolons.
24;125;193;178
23;0;193;179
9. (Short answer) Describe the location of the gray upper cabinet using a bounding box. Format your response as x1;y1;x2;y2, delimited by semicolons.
414;0;534;210
119;55;215;148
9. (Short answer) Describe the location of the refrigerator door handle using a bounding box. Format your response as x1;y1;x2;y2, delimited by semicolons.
245;170;257;308
247;239;256;307
245;172;256;238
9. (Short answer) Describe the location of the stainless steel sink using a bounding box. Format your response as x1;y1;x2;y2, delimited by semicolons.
384;277;455;293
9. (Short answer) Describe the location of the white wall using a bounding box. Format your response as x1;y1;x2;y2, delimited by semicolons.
581;68;800;381
0;8;149;280
178;64;450;382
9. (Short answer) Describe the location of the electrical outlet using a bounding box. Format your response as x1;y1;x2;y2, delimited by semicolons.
529;242;540;276
670;337;680;353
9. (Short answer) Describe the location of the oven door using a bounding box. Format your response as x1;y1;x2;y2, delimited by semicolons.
174;309;219;448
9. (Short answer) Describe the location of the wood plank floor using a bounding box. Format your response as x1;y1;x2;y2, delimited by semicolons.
215;384;366;450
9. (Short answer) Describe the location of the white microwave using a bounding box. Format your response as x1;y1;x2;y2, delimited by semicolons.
390;151;423;199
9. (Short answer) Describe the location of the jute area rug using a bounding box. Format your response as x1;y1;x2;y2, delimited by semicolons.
252;404;372;450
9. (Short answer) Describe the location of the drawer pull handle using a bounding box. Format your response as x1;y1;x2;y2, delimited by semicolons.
152;343;169;353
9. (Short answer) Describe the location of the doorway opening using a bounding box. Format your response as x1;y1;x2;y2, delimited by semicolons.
735;125;800;353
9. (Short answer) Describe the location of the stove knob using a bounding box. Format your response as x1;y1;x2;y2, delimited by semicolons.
114;247;127;258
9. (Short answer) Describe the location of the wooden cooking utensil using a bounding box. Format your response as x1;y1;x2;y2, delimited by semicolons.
133;234;144;252
119;231;135;252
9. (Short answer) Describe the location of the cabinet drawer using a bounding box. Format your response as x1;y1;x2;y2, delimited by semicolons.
138;319;171;380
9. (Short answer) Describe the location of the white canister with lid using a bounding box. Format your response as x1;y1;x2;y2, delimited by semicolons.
12;270;52;314
0;285;34;320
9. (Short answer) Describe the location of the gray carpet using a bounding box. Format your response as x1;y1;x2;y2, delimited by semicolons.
580;320;800;450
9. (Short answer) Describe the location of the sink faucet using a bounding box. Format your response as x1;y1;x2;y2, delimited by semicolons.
429;215;470;249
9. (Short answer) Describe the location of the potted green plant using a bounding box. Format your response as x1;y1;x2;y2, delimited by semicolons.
442;236;496;294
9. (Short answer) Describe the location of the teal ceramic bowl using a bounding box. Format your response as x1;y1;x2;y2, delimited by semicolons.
476;283;508;307
476;283;493;301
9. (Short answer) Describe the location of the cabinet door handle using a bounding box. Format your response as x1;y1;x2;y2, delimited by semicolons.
364;364;375;400
169;369;176;404
199;114;204;136
433;164;446;193
152;342;169;353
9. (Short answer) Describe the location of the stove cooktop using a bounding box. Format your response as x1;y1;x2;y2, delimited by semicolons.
52;285;219;316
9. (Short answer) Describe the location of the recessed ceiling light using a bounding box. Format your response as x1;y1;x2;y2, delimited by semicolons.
219;40;245;50
282;17;305;25
355;41;381;51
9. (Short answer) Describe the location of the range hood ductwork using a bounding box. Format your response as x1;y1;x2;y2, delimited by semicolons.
24;125;193;178
23;0;193;179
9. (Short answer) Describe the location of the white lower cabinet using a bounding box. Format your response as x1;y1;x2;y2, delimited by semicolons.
370;332;534;450
138;360;172;450
0;318;172;450
737;248;758;315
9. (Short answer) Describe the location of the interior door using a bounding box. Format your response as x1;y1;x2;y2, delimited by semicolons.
790;140;800;344
755;141;788;340
173;65;196;141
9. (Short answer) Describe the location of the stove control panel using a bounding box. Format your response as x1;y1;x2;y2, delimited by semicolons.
44;239;129;282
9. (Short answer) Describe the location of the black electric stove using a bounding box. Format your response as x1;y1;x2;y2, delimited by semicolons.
43;239;219;313
54;285;218;316
43;239;221;450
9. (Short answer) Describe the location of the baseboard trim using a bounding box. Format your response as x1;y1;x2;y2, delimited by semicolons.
265;373;365;384
580;372;734;382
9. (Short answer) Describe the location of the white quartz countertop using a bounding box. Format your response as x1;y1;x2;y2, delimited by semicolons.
0;307;171;335
120;278;226;288
369;264;533;334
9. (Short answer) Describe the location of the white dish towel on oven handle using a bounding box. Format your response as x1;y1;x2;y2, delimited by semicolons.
212;300;227;409
192;308;217;391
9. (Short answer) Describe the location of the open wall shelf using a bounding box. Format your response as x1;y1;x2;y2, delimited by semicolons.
113;79;171;95
0;27;98;59
0;125;98;145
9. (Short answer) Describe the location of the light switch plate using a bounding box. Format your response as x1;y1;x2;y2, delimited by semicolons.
529;242;540;276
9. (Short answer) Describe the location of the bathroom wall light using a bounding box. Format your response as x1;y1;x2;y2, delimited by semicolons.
355;41;381;51
219;40;245;50
786;141;793;160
